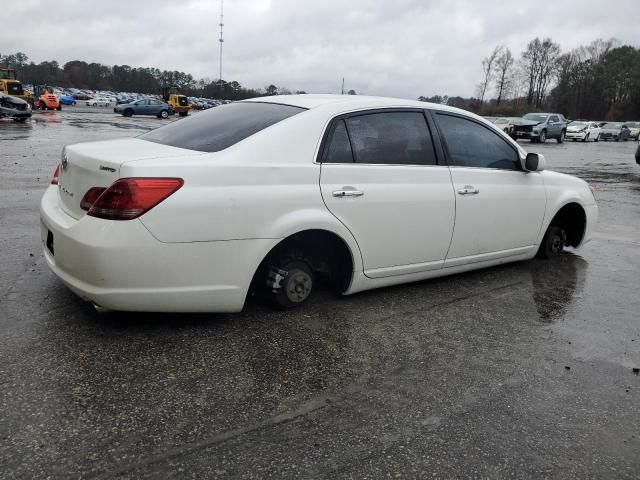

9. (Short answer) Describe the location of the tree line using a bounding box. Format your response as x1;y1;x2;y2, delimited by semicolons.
421;38;640;121
3;39;638;119
0;52;300;100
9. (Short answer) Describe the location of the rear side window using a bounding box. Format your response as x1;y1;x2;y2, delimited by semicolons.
342;112;437;165
141;102;306;152
322;120;354;163
436;113;520;170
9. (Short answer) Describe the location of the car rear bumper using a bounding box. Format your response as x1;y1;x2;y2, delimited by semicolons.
40;186;272;312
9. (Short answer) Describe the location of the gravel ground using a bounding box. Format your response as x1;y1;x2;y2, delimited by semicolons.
1;110;639;479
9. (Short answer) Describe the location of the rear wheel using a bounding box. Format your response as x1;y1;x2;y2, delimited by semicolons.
56;105;62;111
556;130;565;144
269;260;314;309
594;135;599;142
179;111;188;117
159;110;169;119
39;102;46;110
536;225;566;259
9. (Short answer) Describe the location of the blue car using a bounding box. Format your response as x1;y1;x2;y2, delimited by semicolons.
59;95;76;105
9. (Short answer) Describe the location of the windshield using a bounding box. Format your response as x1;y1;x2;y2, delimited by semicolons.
140;101;306;152
603;123;622;129
569;122;587;127
523;114;548;122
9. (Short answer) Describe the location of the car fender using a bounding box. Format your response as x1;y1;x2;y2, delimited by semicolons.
537;171;596;246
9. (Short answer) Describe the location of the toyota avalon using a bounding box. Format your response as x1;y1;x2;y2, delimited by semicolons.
41;95;598;312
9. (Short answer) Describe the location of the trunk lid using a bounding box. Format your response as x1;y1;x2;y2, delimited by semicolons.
57;138;202;219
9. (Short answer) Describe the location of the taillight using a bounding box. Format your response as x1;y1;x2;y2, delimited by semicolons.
86;178;183;220
51;164;60;185
80;187;106;211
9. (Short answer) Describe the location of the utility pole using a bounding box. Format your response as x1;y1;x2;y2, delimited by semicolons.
218;0;224;81
341;77;344;95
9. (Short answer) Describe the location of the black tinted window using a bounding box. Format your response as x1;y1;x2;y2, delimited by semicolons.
436;114;520;170
322;120;354;163
345;112;437;165
141;102;306;152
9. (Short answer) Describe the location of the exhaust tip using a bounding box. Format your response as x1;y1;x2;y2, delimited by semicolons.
92;302;110;314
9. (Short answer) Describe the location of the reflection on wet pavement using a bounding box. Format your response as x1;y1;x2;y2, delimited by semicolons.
531;253;587;322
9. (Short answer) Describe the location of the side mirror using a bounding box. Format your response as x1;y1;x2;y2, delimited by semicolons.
524;152;546;172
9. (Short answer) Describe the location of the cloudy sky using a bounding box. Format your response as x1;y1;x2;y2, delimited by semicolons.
2;0;637;98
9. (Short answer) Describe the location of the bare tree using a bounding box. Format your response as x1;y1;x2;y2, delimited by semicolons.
520;38;561;108
494;48;514;105
477;45;503;105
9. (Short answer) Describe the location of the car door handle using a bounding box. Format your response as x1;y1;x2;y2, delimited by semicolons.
457;185;480;195
333;190;364;197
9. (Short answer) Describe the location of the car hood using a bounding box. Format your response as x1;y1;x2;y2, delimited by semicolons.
511;119;541;127
0;92;29;107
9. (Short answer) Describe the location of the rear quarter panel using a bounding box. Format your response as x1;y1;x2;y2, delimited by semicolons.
126;107;364;270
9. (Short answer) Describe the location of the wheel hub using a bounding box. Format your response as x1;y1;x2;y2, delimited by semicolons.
286;270;312;303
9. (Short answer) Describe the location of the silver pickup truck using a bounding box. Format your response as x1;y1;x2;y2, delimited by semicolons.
511;113;568;143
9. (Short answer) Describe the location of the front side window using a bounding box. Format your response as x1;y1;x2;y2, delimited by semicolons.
549;115;560;123
141;102;306;152
436;113;520;170
343;112;437;165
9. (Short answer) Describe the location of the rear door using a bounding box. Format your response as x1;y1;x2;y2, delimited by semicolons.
319;110;456;278
433;112;546;265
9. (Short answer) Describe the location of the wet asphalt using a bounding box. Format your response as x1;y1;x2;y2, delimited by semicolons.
1;109;639;479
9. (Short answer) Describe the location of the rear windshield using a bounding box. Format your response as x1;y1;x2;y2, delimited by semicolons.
140;102;306;152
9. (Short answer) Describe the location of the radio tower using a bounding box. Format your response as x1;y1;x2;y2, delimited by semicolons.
218;0;224;81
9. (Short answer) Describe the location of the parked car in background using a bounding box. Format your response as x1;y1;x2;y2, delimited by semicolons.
73;93;92;100
491;117;512;134
113;98;172;118
59;94;76;105
41;95;597;313
86;96;112;107
566;121;601;142
599;123;631;141
511;113;568;143
625;121;640;140
0;92;32;122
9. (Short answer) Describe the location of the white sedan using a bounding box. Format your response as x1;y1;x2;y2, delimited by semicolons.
86;97;112;107
566;121;601;142
40;95;598;312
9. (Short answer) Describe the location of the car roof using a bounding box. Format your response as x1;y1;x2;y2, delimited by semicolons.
242;94;463;114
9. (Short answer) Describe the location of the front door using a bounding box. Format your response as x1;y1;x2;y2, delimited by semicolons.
433;112;546;266
319;110;456;278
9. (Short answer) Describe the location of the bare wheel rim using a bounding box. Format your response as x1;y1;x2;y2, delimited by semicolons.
285;269;313;303
550;235;563;254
